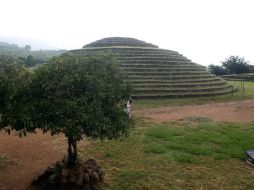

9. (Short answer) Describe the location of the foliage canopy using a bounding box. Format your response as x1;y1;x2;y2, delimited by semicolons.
0;55;29;116
208;64;229;75
222;56;250;74
208;56;253;76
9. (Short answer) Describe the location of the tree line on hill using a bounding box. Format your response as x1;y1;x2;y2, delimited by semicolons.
208;56;254;76
0;42;66;67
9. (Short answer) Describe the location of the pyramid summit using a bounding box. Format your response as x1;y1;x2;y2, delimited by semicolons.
68;37;232;98
83;37;158;48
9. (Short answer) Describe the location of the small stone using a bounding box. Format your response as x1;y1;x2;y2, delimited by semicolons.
48;174;57;183
83;173;90;184
69;173;77;183
61;169;69;178
76;172;84;186
91;171;99;181
82;184;92;190
85;159;97;167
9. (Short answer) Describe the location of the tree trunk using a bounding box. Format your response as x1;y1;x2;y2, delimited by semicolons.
67;137;77;166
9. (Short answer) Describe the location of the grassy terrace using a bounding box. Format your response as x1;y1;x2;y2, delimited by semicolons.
120;62;198;66
134;81;254;108
83;38;159;48
132;89;234;99
132;81;227;87
76;80;254;190
126;75;214;79
124;72;211;76
119;54;187;58
222;73;254;82
133;86;230;92
122;68;206;72
128;78;223;83
121;55;188;58
121;58;192;62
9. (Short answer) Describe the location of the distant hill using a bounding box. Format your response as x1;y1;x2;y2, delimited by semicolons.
0;36;58;50
0;41;66;66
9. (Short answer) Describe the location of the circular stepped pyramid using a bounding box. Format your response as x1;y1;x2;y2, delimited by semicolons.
67;37;233;98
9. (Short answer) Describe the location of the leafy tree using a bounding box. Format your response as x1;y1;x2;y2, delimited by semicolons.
0;56;14;112
24;55;36;67
208;64;229;75
25;45;31;52
0;56;30;132
0;54;132;165
222;56;250;74
248;65;254;73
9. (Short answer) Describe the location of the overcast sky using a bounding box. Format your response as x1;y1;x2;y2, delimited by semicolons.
0;0;253;66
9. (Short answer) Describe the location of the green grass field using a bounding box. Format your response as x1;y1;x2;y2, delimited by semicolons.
134;81;254;109
80;119;254;190
78;80;254;190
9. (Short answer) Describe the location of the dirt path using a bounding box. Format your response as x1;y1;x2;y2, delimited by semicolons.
1;99;254;190
134;99;254;123
0;131;66;190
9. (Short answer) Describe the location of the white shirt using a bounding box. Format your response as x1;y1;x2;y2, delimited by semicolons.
127;100;131;113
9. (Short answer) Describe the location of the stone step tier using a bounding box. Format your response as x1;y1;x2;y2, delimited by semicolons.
68;43;233;98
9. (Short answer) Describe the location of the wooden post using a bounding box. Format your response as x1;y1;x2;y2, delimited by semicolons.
231;85;233;96
241;82;243;94
243;82;245;94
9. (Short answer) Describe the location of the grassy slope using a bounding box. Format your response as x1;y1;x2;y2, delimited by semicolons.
134;81;254;109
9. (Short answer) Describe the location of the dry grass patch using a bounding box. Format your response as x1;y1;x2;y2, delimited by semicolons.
0;154;16;171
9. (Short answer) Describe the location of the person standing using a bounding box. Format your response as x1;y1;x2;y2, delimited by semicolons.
126;96;132;118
